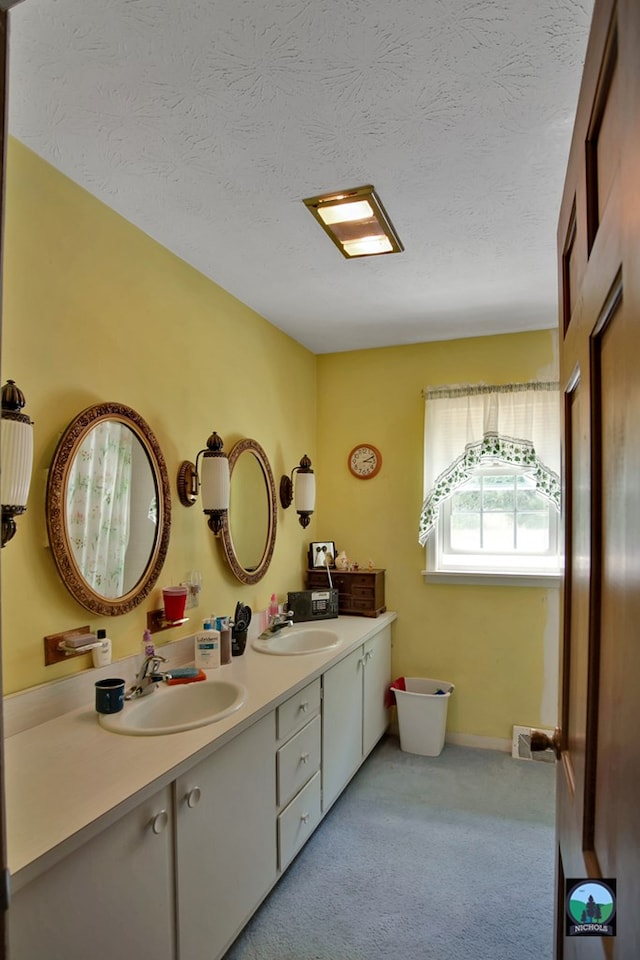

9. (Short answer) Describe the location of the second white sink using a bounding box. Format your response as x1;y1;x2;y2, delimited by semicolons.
252;627;340;656
99;679;247;736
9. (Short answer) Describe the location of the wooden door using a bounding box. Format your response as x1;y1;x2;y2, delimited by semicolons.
552;1;640;956
1;9;10;959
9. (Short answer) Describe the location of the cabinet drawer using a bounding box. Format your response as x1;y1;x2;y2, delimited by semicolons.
350;598;378;612
277;678;320;741
352;585;375;599
277;771;321;870
349;574;376;587
277;714;321;808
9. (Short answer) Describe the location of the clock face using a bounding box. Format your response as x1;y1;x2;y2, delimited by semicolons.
348;444;382;479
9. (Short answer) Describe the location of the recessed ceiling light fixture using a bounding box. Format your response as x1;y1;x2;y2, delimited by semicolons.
302;185;403;258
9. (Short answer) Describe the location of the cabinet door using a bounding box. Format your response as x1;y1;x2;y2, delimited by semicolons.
9;787;174;960
362;626;392;757
176;712;277;960
321;645;364;811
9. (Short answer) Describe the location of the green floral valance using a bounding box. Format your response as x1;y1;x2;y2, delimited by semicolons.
418;433;560;545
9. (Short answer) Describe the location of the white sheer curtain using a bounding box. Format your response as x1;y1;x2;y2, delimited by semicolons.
418;382;560;546
67;421;133;596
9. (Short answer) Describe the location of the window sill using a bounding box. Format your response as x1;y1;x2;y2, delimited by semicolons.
422;570;563;588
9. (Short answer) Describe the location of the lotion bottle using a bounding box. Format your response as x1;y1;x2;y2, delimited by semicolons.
195;620;220;670
92;628;112;668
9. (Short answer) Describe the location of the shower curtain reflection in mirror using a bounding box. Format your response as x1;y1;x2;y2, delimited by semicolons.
66;421;133;597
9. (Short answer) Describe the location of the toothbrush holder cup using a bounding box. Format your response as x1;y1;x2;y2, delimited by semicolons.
162;586;188;622
95;678;125;715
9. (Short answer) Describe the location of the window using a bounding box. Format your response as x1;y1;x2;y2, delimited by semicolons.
419;382;562;583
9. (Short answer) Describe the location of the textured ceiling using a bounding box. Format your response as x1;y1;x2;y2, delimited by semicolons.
8;0;593;354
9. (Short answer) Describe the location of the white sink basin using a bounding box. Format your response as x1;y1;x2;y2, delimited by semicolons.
252;627;340;656
99;679;247;736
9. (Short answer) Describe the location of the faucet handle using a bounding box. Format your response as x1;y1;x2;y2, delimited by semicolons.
149;653;168;675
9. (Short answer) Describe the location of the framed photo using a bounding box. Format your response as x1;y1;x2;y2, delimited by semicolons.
309;541;336;569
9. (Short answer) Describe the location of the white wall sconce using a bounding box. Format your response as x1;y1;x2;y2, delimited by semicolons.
1;379;34;548
177;432;230;536
279;454;315;528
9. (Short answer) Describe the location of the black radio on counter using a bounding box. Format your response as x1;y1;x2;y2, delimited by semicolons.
287;589;339;622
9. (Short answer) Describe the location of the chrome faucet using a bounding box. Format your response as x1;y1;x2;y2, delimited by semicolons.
126;654;167;700
266;610;295;635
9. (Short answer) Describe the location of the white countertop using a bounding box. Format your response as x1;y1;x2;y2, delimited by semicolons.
4;613;395;888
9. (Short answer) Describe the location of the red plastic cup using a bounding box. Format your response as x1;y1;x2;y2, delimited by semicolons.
162;586;188;622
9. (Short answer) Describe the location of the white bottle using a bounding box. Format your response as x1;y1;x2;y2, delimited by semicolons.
194;621;220;670
91;628;112;668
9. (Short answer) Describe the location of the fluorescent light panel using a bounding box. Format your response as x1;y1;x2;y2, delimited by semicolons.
303;185;403;258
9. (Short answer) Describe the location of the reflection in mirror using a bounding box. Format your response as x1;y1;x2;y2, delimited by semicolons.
228;451;268;571
47;403;171;615
220;439;276;585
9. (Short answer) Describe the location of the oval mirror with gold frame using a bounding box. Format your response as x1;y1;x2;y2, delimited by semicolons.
46;402;171;616
220;438;276;585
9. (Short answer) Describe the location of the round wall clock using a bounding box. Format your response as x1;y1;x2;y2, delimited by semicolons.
348;443;382;479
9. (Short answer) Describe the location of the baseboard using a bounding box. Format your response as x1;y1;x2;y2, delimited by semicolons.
445;732;511;753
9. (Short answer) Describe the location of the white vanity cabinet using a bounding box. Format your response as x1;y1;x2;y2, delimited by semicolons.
275;679;322;870
175;711;277;960
6;614;396;960
9;785;175;960
322;624;391;811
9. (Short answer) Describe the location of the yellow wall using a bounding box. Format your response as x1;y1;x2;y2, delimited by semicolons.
3;139;560;743
2;140;317;693
315;334;560;740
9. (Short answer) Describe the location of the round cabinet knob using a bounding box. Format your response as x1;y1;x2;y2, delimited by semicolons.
151;810;169;835
186;787;202;809
299;701;309;713
365;650;374;661
300;752;310;764
300;812;310;824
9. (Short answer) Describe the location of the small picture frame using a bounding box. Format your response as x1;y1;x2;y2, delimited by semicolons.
309;541;336;569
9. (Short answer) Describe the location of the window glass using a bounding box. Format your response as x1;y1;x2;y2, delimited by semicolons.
430;467;560;579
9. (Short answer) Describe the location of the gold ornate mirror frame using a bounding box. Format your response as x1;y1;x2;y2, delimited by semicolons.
46;402;171;616
220;437;277;585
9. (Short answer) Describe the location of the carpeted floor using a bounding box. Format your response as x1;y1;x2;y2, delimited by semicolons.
223;736;556;960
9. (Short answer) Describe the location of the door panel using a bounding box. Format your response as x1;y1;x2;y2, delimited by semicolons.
563;377;589;819
591;291;640;960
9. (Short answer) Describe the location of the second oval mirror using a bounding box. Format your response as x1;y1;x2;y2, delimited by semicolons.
220;438;276;585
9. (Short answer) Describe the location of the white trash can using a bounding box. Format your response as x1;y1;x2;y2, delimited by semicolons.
392;677;455;757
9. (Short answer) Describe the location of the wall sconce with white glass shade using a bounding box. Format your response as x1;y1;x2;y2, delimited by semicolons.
1;379;34;547
280;454;316;528
302;185;403;258
177;431;230;536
